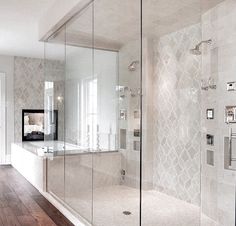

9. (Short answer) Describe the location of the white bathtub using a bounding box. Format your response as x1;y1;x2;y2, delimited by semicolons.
11;142;46;192
11;141;87;226
15;140;115;156
16;141;87;155
11;141;88;189
11;141;118;190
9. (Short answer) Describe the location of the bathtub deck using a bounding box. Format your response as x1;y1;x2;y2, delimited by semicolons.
0;165;73;226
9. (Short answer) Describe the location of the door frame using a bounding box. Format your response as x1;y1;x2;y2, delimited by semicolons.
0;72;6;164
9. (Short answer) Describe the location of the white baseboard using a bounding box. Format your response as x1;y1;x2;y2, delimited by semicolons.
0;154;11;165
5;154;11;164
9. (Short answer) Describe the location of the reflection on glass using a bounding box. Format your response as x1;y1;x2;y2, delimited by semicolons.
44;26;66;203
64;4;94;222
81;77;98;150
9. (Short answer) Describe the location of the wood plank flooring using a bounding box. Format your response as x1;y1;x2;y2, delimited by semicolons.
0;165;74;226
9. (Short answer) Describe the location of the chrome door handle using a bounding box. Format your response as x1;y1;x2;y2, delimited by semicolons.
229;128;232;166
229;128;236;166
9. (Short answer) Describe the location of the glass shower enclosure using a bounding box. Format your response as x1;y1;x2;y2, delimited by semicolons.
44;1;141;225
43;0;236;226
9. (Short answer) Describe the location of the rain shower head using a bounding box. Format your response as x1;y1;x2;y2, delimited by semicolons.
190;39;212;55
128;61;139;71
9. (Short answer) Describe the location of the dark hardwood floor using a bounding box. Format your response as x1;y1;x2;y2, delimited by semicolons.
0;165;74;226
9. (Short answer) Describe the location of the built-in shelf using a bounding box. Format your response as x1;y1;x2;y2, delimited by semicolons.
120;129;127;149
207;150;214;166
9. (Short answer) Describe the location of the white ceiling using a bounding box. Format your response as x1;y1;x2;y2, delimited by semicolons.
0;0;56;58
0;0;225;57
66;0;224;50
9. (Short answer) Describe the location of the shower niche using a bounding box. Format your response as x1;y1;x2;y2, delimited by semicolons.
224;135;236;171
206;134;214;146
225;106;236;123
206;109;214;119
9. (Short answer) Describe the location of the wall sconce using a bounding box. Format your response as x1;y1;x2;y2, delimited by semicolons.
57;96;63;102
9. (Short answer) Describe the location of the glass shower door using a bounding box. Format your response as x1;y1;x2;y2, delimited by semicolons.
92;1;142;225
63;0;142;225
43;1;236;226
64;3;94;224
44;27;66;201
45;1;142;225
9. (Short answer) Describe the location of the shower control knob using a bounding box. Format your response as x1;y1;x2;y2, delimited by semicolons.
227;82;236;91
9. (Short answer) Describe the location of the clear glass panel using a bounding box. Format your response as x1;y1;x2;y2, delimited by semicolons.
43;1;236;226
142;1;202;225
64;4;93;223
44;27;65;201
45;2;142;225
93;0;141;225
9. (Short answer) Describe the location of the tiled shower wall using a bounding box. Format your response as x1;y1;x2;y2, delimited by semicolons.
152;24;201;205
201;0;236;225
14;57;64;142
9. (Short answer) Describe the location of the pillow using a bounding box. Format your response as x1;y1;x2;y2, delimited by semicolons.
29;113;44;126
24;115;29;125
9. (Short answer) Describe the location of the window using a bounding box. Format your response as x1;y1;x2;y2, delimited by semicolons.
81;78;97;150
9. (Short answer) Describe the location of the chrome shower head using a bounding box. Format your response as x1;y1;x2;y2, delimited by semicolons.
128;61;139;71
190;39;212;55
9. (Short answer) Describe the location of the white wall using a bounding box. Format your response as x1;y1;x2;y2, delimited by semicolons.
0;55;14;160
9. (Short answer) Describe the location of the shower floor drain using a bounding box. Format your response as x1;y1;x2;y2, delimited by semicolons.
123;211;132;216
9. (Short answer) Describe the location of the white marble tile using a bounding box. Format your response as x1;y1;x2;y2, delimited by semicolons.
14;56;65;142
152;24;201;205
